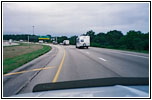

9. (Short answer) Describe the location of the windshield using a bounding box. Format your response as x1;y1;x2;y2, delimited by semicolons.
2;2;149;98
81;39;84;42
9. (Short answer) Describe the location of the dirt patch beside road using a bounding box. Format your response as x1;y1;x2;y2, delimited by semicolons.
3;43;43;59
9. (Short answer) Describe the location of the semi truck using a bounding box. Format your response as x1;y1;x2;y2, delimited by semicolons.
52;41;58;45
76;36;90;49
63;40;70;45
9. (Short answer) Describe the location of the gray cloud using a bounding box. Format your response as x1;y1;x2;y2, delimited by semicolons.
3;2;149;36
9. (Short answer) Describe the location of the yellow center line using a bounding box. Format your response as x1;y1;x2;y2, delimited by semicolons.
52;48;66;83
4;66;55;76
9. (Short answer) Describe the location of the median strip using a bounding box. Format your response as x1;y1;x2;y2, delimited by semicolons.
52;48;66;83
3;43;51;74
4;66;55;76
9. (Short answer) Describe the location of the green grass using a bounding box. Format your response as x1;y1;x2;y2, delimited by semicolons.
3;44;51;74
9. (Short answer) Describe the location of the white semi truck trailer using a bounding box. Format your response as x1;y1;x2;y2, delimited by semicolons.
76;36;90;49
63;40;70;45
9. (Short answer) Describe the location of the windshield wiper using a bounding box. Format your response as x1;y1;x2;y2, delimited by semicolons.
33;77;149;92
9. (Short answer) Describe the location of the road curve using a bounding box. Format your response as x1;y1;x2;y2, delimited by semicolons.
3;44;149;96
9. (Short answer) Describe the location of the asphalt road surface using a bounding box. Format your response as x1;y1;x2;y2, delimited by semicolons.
3;44;149;97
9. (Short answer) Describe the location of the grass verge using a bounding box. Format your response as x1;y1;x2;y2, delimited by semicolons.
3;44;51;74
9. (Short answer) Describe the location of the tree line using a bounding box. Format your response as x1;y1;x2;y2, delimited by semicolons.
3;34;51;42
3;30;149;52
83;30;149;52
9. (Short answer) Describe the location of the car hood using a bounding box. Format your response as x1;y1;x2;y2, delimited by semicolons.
12;85;149;97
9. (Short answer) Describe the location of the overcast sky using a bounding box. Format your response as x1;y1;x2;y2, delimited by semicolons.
3;2;149;36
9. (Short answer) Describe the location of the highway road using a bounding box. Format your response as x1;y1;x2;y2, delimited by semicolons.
3;44;149;97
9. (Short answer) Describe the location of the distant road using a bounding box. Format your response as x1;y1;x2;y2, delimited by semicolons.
3;44;149;97
3;41;19;46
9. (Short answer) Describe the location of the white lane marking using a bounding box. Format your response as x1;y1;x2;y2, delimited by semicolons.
98;57;107;61
86;52;90;54
109;51;149;59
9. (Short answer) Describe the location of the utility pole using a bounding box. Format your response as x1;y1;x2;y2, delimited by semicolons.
28;35;30;48
28;35;29;43
56;37;57;43
32;25;35;35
